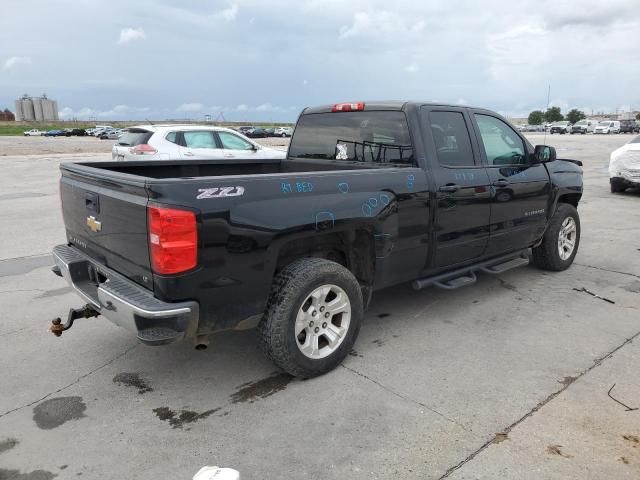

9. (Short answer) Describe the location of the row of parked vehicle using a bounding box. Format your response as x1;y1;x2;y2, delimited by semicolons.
518;119;640;135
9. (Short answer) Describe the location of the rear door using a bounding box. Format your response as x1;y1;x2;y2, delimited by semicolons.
421;107;491;267
60;166;153;290
178;130;225;160
470;112;551;255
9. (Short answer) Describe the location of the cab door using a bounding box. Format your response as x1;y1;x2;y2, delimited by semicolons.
470;112;552;255
421;108;491;268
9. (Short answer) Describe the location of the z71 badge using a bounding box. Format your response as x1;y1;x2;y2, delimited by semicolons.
196;186;245;199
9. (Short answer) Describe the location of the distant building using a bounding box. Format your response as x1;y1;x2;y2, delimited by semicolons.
14;94;58;121
0;109;15;121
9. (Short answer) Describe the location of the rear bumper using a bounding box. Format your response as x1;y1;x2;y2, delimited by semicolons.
52;244;199;345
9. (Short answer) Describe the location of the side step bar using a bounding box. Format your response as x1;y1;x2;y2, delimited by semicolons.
413;251;529;291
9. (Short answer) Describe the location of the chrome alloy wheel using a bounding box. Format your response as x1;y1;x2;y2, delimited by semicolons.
294;284;351;359
558;217;577;260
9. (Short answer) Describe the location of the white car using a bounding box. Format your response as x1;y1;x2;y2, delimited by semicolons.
609;135;640;193
111;125;287;161
274;126;293;137
594;121;621;134
23;129;43;136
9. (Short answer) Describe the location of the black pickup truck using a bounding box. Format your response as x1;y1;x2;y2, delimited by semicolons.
51;101;583;378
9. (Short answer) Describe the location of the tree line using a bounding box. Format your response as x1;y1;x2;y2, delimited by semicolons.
528;108;640;125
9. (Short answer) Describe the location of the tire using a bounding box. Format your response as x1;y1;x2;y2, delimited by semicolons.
610;180;627;193
259;258;363;378
532;203;580;271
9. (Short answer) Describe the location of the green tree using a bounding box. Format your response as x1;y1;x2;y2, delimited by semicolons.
566;109;586;124
527;110;544;125
544;106;564;122
636;113;640;121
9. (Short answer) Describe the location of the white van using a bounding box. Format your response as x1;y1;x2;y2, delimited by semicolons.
570;119;597;134
594;121;621;134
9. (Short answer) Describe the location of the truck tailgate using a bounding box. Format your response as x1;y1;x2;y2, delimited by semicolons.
60;165;153;291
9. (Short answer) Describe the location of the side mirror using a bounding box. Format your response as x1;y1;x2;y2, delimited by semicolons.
533;145;556;163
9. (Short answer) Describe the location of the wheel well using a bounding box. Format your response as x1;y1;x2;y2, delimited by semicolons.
275;230;375;287
557;193;581;208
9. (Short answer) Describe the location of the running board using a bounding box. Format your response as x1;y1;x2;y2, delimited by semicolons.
412;251;529;291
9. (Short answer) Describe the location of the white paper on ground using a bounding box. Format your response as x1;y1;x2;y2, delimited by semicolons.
193;466;240;480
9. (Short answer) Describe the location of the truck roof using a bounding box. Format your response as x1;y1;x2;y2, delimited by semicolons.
301;101;485;114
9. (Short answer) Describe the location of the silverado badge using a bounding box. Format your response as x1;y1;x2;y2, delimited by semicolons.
86;215;102;233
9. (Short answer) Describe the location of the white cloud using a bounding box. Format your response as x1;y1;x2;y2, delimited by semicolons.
176;102;204;112
3;56;31;71
404;62;419;73
118;27;146;44
303;79;308;86
59;105;150;119
236;104;249;111
220;4;238;21
340;11;424;39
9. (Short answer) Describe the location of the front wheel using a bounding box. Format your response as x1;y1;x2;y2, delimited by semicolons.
259;258;363;378
532;203;580;271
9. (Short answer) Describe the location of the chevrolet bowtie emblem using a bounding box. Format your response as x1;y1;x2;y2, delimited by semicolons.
87;215;102;233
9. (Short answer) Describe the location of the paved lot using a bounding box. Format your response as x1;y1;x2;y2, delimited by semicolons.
0;134;639;479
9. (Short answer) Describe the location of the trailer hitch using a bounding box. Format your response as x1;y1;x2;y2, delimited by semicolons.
50;304;100;337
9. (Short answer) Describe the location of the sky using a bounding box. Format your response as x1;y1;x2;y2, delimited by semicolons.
1;0;639;122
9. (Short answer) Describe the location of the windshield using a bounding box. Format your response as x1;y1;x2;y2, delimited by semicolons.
289;111;414;165
575;121;587;125
117;129;152;146
553;122;568;126
598;121;612;126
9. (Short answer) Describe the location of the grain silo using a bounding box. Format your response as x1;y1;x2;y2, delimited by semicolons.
14;99;24;121
39;94;58;121
19;95;35;121
32;96;44;121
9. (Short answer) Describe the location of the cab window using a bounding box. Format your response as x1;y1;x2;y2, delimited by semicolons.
428;111;475;167
474;115;527;165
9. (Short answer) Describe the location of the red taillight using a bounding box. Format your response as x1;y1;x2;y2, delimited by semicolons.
130;144;157;155
148;206;197;274
332;102;365;112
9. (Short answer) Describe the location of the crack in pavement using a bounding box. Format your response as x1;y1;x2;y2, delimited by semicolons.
0;344;138;420
341;364;471;432
575;263;640;281
437;328;640;479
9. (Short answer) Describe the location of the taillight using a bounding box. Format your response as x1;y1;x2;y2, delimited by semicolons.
332;102;365;112
130;144;157;155
148;206;197;274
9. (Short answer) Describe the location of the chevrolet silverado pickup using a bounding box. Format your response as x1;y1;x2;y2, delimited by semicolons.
50;101;583;378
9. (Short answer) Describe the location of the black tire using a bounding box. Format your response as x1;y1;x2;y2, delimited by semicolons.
610;180;627;193
532;203;580;271
258;258;363;378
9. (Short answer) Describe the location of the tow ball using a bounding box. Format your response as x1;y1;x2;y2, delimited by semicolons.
50;304;100;337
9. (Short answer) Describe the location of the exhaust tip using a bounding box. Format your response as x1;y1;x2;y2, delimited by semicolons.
195;343;208;351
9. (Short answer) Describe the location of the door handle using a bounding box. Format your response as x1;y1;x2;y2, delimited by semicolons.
183;151;195;157
438;184;460;193
493;179;509;187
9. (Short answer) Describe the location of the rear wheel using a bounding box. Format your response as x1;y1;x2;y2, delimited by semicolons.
259;258;363;378
532;203;580;271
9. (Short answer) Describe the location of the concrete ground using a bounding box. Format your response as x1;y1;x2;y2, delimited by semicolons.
0;133;638;480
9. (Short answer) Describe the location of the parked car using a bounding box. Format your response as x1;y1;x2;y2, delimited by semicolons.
99;129;122;140
274;126;294;137
549;121;571;134
264;127;276;137
570;119;596;134
245;127;268;138
111;125;286;161
609;135;640;193
23;129;44;136
619;120;636;134
237;126;254;135
44;129;66;137
594;121;621;134
69;128;87;136
51;101;583;378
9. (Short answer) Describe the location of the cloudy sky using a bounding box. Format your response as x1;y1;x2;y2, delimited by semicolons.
1;0;639;121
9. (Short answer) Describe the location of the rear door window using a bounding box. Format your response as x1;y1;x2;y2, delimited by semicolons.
289;111;414;165
428;111;475;167
183;131;217;149
217;131;254;150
